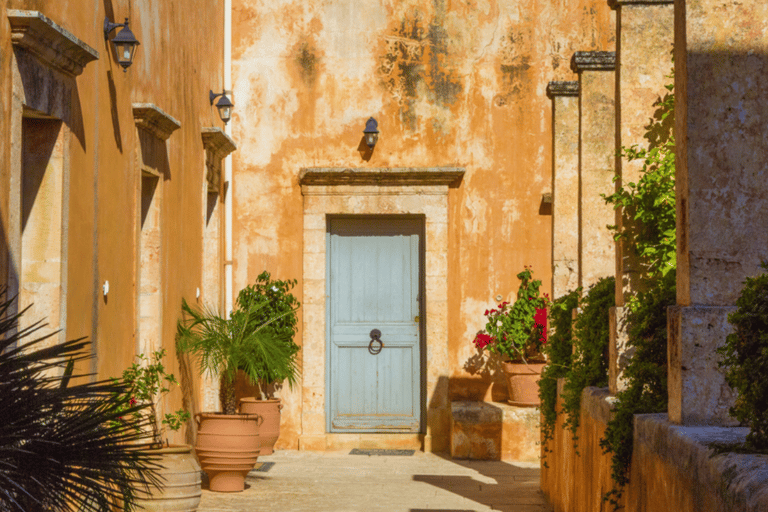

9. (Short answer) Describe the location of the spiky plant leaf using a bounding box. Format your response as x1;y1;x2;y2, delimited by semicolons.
0;290;161;512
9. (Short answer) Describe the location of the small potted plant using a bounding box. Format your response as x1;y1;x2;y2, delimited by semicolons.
236;271;301;455
111;349;200;511
473;267;549;406
176;282;299;492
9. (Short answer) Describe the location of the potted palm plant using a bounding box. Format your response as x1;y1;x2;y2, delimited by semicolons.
176;281;299;492
111;349;200;511
236;271;300;455
473;267;548;406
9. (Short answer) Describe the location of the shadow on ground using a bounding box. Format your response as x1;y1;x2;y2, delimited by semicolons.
411;455;549;512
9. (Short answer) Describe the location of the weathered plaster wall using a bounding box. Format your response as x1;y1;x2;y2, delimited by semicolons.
0;0;228;445
232;0;614;449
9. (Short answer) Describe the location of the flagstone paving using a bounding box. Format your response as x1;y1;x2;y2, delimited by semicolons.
198;450;553;512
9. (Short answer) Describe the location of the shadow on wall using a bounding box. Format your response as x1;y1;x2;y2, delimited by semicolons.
456;348;508;402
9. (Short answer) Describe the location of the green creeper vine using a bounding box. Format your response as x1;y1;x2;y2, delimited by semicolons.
561;276;615;443
718;265;768;453
539;289;579;466
600;72;676;509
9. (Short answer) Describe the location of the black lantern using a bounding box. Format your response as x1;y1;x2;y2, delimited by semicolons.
363;117;379;148
209;90;234;124
104;17;140;72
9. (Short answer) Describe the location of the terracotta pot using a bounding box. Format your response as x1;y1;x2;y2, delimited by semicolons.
194;413;261;492
501;360;546;406
239;398;282;455
136;444;201;511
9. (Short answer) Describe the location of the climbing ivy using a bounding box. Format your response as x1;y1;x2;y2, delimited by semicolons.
600;73;676;509
561;276;615;441
539;289;580;466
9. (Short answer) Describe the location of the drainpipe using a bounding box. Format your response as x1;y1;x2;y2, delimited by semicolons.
223;0;233;316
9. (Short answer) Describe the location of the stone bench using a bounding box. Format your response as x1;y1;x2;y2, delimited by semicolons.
450;400;540;462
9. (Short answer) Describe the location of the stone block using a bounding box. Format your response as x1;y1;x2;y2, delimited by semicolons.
450;401;540;462
609;306;633;393
667;305;738;426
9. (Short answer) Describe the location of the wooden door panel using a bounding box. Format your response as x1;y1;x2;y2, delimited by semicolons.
328;217;422;432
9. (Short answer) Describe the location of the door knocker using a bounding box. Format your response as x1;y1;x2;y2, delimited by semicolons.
368;329;384;355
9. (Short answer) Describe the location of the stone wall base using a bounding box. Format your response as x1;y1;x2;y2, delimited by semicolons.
541;385;768;512
450;401;540;462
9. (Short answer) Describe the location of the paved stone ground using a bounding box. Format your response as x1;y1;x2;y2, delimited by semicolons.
198;450;553;512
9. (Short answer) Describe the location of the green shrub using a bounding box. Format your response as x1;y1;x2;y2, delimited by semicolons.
539;289;580;464
561;277;615;439
718;265;768;451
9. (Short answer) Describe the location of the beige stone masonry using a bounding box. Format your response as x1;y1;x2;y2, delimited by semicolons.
669;0;768;425
299;167;463;453
571;52;616;291
132;104;181;142
547;81;580;299
7;10;98;77
607;0;674;394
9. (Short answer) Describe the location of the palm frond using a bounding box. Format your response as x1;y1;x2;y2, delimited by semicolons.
0;288;161;512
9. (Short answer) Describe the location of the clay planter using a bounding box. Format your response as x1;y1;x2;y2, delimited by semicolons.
136;444;202;511
501;360;546;406
194;413;261;492
239;398;282;455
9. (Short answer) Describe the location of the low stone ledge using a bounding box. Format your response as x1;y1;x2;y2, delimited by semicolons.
450;401;540;462
634;414;768;511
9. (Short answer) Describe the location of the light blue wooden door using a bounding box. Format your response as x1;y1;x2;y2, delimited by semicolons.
327;217;422;432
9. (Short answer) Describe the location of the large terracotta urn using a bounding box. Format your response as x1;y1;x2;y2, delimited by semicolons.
239;398;282;455
136;444;201;511
194;413;261;492
501;360;546;406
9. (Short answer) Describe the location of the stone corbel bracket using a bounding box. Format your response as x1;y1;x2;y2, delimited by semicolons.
608;0;673;9
570;51;616;73
299;167;465;187
132;103;181;141
201;127;237;161
546;81;579;98
8;10;98;77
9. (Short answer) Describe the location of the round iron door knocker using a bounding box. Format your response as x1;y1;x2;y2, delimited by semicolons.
368;329;384;355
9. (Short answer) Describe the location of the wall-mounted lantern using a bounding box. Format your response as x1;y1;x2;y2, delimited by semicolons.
104;17;140;71
209;90;234;124
363;117;379;149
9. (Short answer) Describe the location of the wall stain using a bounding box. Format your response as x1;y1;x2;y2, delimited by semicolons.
378;7;463;132
295;40;319;88
495;28;532;107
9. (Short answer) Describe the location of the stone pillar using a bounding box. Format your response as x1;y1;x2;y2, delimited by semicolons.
571;52;616;291
668;0;768;425
547;81;580;299
608;0;674;393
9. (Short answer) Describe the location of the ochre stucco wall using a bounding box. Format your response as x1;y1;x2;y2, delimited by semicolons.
0;0;228;445
231;0;615;449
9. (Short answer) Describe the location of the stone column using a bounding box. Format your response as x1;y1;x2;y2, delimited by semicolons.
608;0;674;393
571;52;616;291
668;0;768;425
547;81;580;299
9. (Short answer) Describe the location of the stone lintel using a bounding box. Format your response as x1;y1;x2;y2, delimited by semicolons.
132;103;181;141
299;167;465;187
546;81;579;98
608;0;673;9
570;51;616;73
667;305;738;426
8;10;98;77
201;127;237;160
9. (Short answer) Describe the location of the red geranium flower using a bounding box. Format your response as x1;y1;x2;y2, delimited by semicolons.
473;332;495;349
